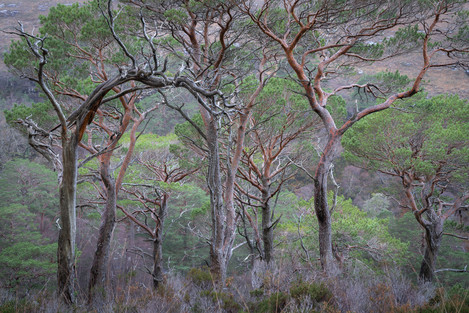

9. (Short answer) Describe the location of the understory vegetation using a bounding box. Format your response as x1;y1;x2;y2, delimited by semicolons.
0;265;468;312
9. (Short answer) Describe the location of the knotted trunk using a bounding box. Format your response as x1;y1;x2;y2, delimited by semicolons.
88;161;116;304
205;116;237;286
419;212;443;283
313;135;341;275
57;138;78;304
314;170;334;273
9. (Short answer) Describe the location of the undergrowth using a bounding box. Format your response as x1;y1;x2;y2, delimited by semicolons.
0;265;467;313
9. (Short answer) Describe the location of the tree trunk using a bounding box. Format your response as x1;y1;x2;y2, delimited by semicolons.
261;182;274;264
262;203;274;263
418;212;443;283
152;196;167;290
88;160;117;304
314;171;334;273
313;135;340;275
206;117;229;285
251;193;275;289
57;138;78;304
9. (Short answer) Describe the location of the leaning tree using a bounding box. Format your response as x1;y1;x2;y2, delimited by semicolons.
9;2;158;304
4;0;225;304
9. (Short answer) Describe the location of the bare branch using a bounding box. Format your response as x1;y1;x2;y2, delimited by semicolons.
435;265;468;273
16;118;63;182
443;233;469;241
99;0;137;68
101;86;151;104
11;24;67;132
78;142;121;168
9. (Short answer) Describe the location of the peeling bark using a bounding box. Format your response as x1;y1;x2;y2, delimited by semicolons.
57;138;78;304
206;116;229;284
313;135;341;274
419;217;443;283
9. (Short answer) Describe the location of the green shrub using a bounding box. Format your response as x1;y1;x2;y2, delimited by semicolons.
251;292;289;313
402;285;469;313
424;285;469;313
250;288;264;297
0;299;37;313
200;290;242;313
187;267;213;288
290;280;332;303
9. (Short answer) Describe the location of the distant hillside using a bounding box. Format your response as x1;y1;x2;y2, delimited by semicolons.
0;0;87;71
0;1;88;108
0;0;468;99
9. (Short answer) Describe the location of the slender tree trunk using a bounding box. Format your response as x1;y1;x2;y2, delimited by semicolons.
152;196;167;290
87;97;137;303
251;197;274;289
313;135;340;275
127;221;135;271
88;159;116;304
418;213;443;283
261;203;274;263
57;138;78;304
261;183;274;263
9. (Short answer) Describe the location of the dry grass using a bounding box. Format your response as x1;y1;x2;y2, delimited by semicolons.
2;259;468;313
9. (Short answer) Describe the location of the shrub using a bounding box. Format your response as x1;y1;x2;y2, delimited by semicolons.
290;280;333;303
187;267;213;289
200;290;242;313
0;299;37;313
251;292;289;313
250;288;264;297
418;285;469;313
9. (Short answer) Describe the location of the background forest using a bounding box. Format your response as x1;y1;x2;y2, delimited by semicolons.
0;0;468;312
